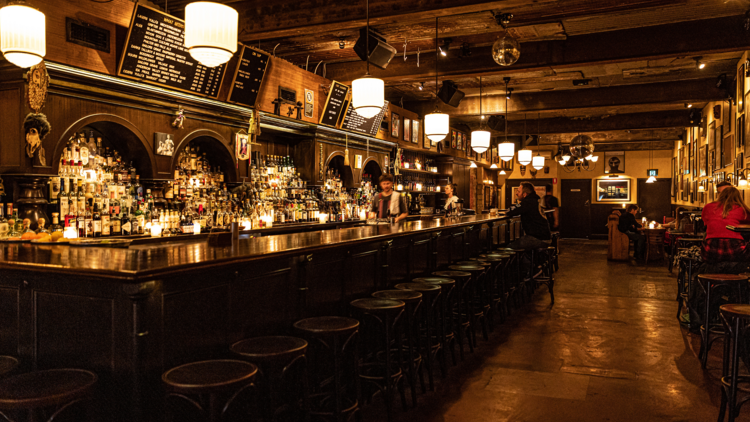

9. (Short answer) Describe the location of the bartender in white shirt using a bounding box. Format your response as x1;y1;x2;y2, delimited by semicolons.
444;183;460;212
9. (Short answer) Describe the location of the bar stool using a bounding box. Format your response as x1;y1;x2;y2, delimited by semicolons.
550;231;561;272
394;282;441;391
0;356;18;379
495;248;525;306
479;254;512;322
411;277;457;374
350;298;407;422
485;252;518;312
676;255;700;323
718;304;750;422
162;360;258;422
433;270;473;360
448;264;488;348
459;260;494;335
293;316;360;422
696;274;749;368
0;368;97;422
230;336;309;422
371;290;423;408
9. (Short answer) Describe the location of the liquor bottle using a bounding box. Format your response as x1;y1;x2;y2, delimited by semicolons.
121;207;131;236
0;205;7;238
84;203;93;238
76;203;86;238
77;180;86;217
49;213;62;235
59;178;69;221
134;203;144;235
110;206;121;236
101;200;110;237
92;202;101;238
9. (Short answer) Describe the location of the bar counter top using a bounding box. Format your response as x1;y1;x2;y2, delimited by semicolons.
0;214;510;281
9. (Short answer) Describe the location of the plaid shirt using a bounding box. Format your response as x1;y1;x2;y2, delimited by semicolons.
701;238;748;263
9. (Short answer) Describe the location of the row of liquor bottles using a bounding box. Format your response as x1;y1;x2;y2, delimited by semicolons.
394;175;442;192
398;151;439;172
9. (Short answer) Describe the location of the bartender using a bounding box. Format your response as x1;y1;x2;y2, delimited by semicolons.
444;183;460;212
369;174;409;222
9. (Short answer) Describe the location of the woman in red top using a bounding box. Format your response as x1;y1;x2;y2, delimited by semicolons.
701;186;750;263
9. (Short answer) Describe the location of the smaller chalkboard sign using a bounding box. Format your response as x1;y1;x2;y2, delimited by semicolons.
227;45;270;107
341;100;389;137
320;81;350;127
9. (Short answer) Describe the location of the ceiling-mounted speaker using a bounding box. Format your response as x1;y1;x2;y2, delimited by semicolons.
438;80;465;108
487;115;505;131
353;27;396;69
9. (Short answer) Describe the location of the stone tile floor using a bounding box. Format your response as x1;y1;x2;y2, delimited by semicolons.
369;239;747;422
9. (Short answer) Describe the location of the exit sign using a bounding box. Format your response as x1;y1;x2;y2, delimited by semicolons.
647;169;658;177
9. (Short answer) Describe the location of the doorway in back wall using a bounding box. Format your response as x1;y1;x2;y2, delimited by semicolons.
560;179;592;239
637;178;672;224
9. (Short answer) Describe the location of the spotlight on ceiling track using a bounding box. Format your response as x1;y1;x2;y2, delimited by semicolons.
439;38;452;56
419;82;424;91
492;12;514;29
685;103;692;108
506;87;513;100
694;56;706;70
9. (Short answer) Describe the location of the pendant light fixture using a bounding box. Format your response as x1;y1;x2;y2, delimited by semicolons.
471;76;490;154
185;2;238;68
425;17;450;143
470;161;477;168
517;113;532;166
351;0;385;119
498;77;515;161
490;163;498;169
0;1;45;68
531;113;545;170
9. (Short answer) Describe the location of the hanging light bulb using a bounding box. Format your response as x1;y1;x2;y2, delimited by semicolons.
490;163;498;169
472;76;490;153
698;183;707;192
499;169;506;175
646;176;656;183
532;155;544;170
590;155;599;162
518;149;532;166
558;157;566;166
351;0;384;118
0;2;46;68
425;17;449;142
562;149;571;162
499;77;514;161
185;2;238;68
470;161;477;168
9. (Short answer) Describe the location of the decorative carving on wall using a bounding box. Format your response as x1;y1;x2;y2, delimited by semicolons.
27;62;49;113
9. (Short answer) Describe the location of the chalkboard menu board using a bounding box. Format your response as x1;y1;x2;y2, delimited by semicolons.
319;81;350;127
341;100;389;137
118;4;227;98
227;45;270;107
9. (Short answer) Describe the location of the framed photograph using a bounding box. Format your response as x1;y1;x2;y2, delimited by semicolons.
710;150;716;174
604;151;625;173
723;133;734;168
701;114;707;138
235;132;249;160
391;112;400;138
708;121;716;151
457;132;463;150
412;119;420;145
154;132;174;156
687;138;693;175
737;152;745;170
740;64;746;113
403;117;411;142
671;157;677;197
451;130;457;149
738;115;745;156
746;91;750;155
700;145;707;177
596;178;631;202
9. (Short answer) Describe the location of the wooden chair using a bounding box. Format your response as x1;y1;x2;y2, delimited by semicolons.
644;228;667;268
607;213;629;261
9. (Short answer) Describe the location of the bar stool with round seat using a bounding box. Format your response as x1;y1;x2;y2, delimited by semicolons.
458;260;495;334
433;270;473;360
697;274;749;368
162;360;258;422
349;298;407;422
718;304;750;422
479;254;512;322
293;316;360;422
411;277;457;374
0;357;18;380
448;264;488;348
230;336;309;422
371;290;424;408
394;282;441;390
0;368;97;422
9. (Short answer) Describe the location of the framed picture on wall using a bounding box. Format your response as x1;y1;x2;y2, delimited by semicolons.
457;132;463;150
688;139;693;175
723;133;734;168
708;121;716;151
412;119;420;144
451;130;457;148
724;100;731;132
671;157;677;197
738;115;745;157
604;151;625;173
391;113;400;138
710;150;716;174
700;145;707;177
746;91;750;155
403;117;411;142
596;179;631;202
739;64;746;114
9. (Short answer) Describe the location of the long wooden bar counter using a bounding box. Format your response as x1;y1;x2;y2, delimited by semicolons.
0;214;519;421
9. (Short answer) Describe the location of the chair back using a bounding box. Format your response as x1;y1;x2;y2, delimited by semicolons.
646;229;666;245
663;217;674;225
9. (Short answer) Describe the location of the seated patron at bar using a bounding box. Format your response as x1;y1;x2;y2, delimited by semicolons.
444;183;460;212
369;174;409;222
618;204;645;260
700;186;750;271
507;182;552;250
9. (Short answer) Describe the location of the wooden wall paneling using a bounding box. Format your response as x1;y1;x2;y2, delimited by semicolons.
0;287;19;356
436;231;451;268
231;266;294;341
0;88;22;170
305;251;347;317
255;57;329;125
347;243;381;301
389;240;411;285
410;236;432;278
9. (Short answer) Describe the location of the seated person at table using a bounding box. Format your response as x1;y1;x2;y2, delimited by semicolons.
507;182;552;251
369;174;409;222
618;204;645;260
701;186;750;267
663;206;687;232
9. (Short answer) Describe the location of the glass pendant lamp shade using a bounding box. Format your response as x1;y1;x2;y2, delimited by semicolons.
352;76;384;118
499;142;515;161
499;169;506;175
471;130;490;153
518;149;532;165
590;155;599;162
185;2;238;68
646;176;656;183
470;161;477;168
0;4;45;68
490;163;498;169
532;155;545;170
425;112;450;142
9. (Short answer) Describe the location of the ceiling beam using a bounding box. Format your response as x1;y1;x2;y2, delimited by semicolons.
325;15;750;83
408;78;725;117
486;110;692;135
235;0;679;42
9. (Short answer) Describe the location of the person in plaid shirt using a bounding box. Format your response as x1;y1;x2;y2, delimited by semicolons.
701;186;750;263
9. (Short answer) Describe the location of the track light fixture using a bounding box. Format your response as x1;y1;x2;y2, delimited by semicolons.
492;12;514;29
506;88;513;99
419;82;424;91
685;103;692;108
695;57;706;70
439;38;452;56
